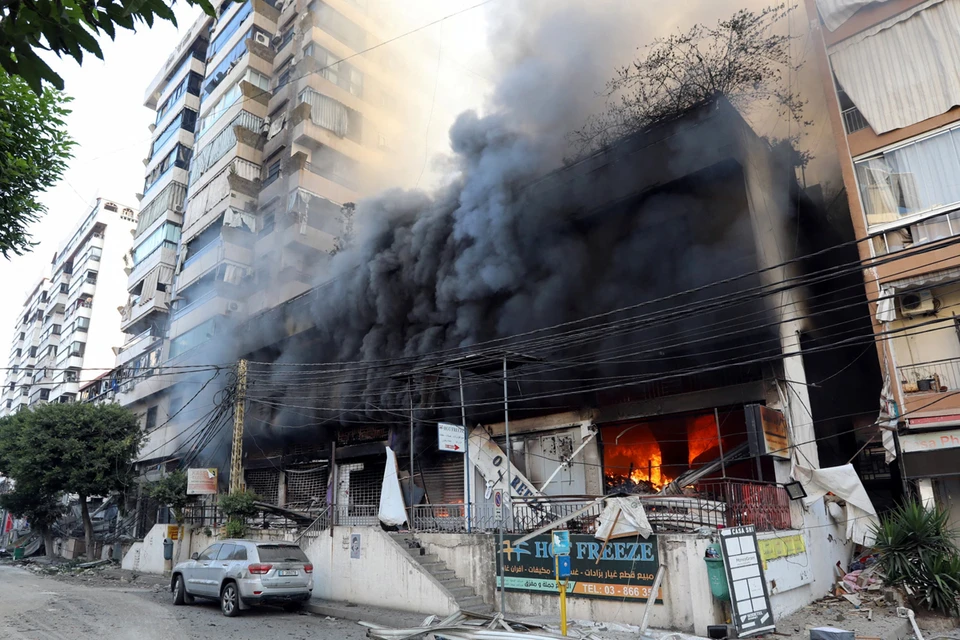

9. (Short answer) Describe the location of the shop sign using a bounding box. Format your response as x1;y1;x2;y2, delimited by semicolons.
745;405;789;459
720;525;774;637
900;428;960;453
186;468;218;495
438;422;466;452
496;533;662;602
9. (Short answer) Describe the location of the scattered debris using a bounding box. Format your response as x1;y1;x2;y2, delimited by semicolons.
362;610;576;639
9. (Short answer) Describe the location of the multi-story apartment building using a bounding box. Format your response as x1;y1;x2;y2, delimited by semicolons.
117;0;430;467
807;0;960;524
1;199;137;416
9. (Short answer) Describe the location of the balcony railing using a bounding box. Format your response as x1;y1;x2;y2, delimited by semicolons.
694;479;792;531
842;106;869;134
899;357;960;393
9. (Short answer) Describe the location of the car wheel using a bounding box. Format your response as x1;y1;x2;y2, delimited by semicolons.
221;582;240;617
172;575;186;606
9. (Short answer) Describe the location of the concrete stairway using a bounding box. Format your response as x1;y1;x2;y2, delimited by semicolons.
391;533;493;614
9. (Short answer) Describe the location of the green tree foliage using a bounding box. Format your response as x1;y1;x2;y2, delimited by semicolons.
147;469;189;524
219;489;259;538
874;500;960;616
570;4;810;166
0;403;144;559
0;69;73;258
0;0;217;94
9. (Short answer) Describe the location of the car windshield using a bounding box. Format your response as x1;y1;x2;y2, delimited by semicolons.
257;545;310;562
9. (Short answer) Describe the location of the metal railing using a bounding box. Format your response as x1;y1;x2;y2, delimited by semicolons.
696;479;792;531
294;507;330;546
899;357;960;392
842;106;869;134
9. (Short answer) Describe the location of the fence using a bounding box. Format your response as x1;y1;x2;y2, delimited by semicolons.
696;479;792;531
898;357;960;392
180;504;303;532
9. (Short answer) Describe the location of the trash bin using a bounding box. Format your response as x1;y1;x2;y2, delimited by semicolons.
12;547;24;561
704;543;729;601
163;538;174;561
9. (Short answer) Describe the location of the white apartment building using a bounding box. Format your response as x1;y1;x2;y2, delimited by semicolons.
1;199;138;415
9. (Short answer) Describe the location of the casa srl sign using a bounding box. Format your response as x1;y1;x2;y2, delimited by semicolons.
497;534;662;602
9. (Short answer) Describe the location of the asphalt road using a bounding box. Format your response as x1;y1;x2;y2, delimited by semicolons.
0;564;370;640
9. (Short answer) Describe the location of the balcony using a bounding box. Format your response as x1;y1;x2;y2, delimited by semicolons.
117;328;162;366
842;107;869;134
120;290;172;333
177;238;252;291
898;357;960;425
127;245;177;289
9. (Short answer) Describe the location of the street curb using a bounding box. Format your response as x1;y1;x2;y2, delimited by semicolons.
304;600;423;627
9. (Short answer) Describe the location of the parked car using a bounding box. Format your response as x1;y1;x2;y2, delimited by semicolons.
170;539;314;616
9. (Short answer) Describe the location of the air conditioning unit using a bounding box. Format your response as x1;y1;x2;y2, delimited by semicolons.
226;302;240;313
900;290;937;317
173;204;184;213
254;32;271;46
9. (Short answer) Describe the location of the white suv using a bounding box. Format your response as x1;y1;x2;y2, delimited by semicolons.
171;540;314;616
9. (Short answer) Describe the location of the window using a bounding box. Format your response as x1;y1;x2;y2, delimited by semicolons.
11;365;18;374
149;109;198;160
59;283;68;294
104;202;118;212
46;346;56;357
5;400;10;409
228;546;248;561
204;35;250;95
133;222;182;265
196;544;221;562
207;1;253;62
21;386;28;396
29;346;37;358
156;72;203;124
305;44;363;97
39;389;50;401
144;145;192;194
856;126;960;225
256;544;310;562
264;159;281;186
85;270;97;284
65;369;79;382
259;210;275;237
69;342;85;357
216;544;236;560
18;332;24;340
312;2;366;50
169;318;216;358
75;317;90;332
145;406;159;431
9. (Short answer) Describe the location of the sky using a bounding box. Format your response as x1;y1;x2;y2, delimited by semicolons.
0;0;841;371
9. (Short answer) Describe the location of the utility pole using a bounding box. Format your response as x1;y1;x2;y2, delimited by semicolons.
409;380;415;530
229;359;248;494
459;368;471;532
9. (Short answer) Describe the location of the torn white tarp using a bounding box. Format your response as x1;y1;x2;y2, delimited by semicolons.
876;286;896;323
815;0;894;31
594;496;653;540
378;446;408;527
878;370;899;464
794;463;879;546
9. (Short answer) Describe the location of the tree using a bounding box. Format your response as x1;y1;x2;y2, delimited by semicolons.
147;469;189;560
0;0;218;94
570;4;810;163
219;490;259;538
0;403;143;559
0;480;64;558
0;69;73;258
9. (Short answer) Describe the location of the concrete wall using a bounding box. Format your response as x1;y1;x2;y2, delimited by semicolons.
422;532;720;635
303;526;459;616
121;523;170;574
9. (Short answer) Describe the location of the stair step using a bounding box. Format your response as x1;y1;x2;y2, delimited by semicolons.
438;577;465;589
416;554;439;564
457;595;487;609
431;569;456;579
448;586;475;598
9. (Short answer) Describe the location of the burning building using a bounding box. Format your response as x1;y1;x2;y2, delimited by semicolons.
127;96;875;634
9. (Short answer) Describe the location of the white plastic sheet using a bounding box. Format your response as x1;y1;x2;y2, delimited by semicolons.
794;463;879;546
378;446;408;527
594;496;653;540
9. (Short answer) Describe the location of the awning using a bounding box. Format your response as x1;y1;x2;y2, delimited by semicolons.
794;463;879;546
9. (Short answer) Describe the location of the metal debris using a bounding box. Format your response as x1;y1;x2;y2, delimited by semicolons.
361;610;602;639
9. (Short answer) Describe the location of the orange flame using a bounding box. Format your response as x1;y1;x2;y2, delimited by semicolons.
687;413;720;465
